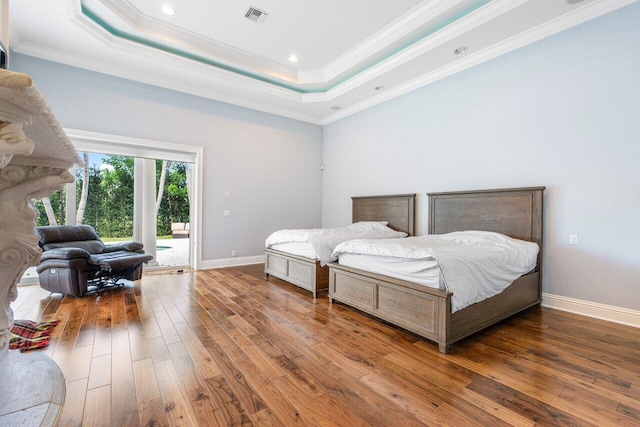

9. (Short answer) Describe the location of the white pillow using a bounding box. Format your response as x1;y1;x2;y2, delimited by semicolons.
347;221;390;231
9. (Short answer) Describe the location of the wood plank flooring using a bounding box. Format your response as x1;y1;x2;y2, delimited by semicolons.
11;264;640;426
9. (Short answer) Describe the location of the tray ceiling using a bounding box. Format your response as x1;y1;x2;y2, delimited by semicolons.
9;0;635;124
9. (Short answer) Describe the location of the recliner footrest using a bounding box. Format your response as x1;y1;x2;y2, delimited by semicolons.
89;251;153;272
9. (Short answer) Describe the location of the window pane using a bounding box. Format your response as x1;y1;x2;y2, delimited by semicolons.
78;154;134;240
34;187;66;226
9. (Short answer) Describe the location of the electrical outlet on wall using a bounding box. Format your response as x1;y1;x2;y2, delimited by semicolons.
569;234;578;245
231;250;237;257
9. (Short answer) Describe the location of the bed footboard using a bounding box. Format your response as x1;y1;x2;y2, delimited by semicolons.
328;262;540;353
265;248;328;297
328;262;452;350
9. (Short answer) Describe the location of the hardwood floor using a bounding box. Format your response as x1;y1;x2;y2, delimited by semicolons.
11;264;640;426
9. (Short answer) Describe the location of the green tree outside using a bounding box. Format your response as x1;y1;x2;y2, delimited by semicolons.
35;155;190;238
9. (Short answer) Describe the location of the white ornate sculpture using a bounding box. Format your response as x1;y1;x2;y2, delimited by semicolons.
0;121;34;168
0;70;81;363
0;166;74;351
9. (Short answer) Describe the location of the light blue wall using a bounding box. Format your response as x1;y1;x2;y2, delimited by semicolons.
11;55;323;261
322;3;640;310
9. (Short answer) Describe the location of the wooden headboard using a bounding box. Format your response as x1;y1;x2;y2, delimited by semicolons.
427;187;544;269
352;194;416;236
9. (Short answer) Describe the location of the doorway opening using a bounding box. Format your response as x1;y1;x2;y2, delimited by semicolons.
21;129;203;284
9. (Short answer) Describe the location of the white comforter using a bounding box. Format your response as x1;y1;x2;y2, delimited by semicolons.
332;231;539;312
265;222;407;266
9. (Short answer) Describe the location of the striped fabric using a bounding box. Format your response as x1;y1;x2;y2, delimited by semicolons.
9;319;60;353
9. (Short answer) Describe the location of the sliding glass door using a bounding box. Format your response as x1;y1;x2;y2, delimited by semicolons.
23;152;193;283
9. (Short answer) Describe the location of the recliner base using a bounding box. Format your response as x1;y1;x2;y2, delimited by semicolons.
38;264;145;297
38;267;91;297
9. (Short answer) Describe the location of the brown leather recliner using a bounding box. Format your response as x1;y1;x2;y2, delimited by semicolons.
36;225;153;296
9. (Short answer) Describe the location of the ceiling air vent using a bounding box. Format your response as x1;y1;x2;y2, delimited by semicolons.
245;6;269;24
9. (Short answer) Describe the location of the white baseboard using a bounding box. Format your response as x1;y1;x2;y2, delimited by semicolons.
542;293;640;328
200;255;264;270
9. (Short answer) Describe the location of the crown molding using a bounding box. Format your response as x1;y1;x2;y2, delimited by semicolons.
87;0;491;86
67;1;315;104
74;0;503;91
323;0;637;124
315;0;528;103
296;68;328;85
11;40;322;125
320;0;468;82
94;0;300;82
75;2;312;93
300;0;524;105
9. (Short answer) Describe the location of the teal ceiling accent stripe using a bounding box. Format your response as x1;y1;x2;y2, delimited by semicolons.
81;0;491;95
328;0;492;91
81;4;313;93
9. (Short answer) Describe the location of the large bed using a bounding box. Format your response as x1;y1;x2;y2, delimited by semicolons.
327;187;544;353
265;194;416;297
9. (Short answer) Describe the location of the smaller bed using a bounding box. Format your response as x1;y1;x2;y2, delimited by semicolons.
328;187;544;353
265;194;415;297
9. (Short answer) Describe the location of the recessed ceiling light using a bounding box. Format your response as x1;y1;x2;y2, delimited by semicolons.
161;5;175;15
288;55;298;63
375;86;385;91
454;46;468;55
330;106;341;111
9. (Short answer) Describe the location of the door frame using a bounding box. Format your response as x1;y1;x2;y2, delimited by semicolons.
65;128;204;270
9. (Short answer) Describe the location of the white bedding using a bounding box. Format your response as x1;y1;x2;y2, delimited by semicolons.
338;253;444;288
265;222;407;266
332;231;539;312
268;242;317;259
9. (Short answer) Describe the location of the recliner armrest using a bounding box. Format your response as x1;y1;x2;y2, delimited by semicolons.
103;242;144;253
40;247;91;261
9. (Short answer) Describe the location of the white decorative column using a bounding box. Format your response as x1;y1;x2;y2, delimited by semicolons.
141;158;158;266
65;167;77;225
133;158;143;242
0;70;81;363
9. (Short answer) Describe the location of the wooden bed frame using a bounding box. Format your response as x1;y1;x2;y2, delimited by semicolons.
265;194;415;297
328;187;544;353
